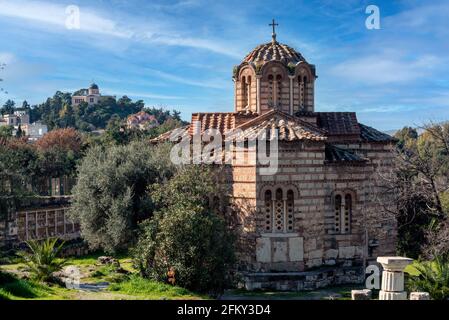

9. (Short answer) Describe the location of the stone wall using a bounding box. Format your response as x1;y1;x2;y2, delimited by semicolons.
230;139;397;277
243;266;365;291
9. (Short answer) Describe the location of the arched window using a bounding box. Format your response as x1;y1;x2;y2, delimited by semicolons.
344;194;352;234
334;193;353;234
334;194;342;233
242;76;248;108
263;187;296;233
246;76;251;108
274;188;284;232
276;75;282;108
298;75;308;109
264;190;272;232
286;190;294;232
268;74;274;106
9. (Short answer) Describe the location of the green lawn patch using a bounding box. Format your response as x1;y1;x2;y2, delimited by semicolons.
0;270;61;300
108;275;206;300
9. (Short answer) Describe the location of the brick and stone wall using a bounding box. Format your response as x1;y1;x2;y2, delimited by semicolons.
230;139;396;277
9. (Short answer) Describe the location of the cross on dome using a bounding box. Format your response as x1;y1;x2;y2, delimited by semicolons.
269;19;279;43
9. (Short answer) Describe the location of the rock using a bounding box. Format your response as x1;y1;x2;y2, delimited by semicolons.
339;246;355;259
351;289;372;300
97;256;120;267
409;292;430;300
324;249;339;260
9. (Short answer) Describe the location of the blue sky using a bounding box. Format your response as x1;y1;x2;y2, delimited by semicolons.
1;0;449;131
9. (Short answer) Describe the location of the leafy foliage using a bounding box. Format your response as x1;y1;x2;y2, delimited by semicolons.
133;165;235;295
0;125;13;138
69;141;176;253
18;238;66;282
0;99;15;116
408;256;449;300
36;128;83;153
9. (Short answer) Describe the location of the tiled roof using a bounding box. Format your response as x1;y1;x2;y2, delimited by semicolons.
359;123;396;142
243;42;306;66
190;113;242;135
325;145;367;163
317;112;361;136
228;110;326;142
151;110;394;145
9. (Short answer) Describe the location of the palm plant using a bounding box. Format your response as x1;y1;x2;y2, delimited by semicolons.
407;255;449;300
18;238;66;282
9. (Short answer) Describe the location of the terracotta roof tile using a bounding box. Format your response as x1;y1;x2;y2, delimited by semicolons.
243;42;306;66
227;109;326;142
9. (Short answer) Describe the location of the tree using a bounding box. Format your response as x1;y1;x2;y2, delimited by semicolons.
0;125;13;139
36;128;83;154
0;138;39;233
1;99;15;116
375;122;449;258
133;165;235;295
103;115;128;145
21;100;30;109
15;125;23;138
69;141;176;253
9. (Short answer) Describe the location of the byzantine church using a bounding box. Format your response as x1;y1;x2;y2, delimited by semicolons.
154;21;397;290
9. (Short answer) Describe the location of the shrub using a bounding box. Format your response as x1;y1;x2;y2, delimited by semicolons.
18;238;66;282
407;256;449;300
133;166;235;295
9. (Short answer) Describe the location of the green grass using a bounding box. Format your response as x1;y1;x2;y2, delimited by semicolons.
0;271;70;300
108;275;205;300
65;252;105;266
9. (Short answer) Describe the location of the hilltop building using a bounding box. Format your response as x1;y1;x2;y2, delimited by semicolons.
71;83;115;107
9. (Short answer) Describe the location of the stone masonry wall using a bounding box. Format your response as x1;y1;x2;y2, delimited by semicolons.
231;139;397;274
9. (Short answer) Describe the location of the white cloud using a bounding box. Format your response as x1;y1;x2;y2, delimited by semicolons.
0;52;16;64
0;0;240;57
331;52;442;84
113;91;185;100
146;68;229;89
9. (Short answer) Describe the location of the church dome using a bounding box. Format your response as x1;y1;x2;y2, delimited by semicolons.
89;83;99;90
242;41;306;67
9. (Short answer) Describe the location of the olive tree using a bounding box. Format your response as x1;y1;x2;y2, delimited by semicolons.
70;141;175;253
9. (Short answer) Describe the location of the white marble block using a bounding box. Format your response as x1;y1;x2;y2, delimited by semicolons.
409;292;430;300
377;256;413;301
